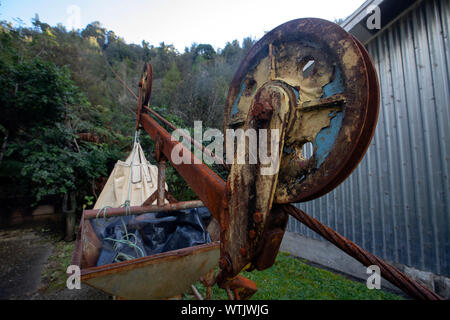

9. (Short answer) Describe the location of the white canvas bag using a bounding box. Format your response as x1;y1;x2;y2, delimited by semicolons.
94;142;167;209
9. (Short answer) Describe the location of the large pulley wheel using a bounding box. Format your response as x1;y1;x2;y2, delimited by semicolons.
224;18;380;203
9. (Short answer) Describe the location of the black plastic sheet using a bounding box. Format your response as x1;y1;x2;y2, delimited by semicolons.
92;207;212;266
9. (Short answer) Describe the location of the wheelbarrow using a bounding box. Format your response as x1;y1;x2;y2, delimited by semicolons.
71;201;220;299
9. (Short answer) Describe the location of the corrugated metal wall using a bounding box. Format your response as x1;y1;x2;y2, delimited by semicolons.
289;0;450;277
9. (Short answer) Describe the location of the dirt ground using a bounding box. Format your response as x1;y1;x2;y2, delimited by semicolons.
0;226;109;300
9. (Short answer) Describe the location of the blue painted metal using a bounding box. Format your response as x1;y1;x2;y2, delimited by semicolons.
322;67;344;99
314;111;345;168
231;82;245;117
314;66;345;168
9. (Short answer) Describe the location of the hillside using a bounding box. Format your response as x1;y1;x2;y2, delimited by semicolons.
0;19;253;214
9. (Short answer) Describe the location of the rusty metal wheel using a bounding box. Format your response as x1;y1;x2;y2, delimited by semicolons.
224;18;380;204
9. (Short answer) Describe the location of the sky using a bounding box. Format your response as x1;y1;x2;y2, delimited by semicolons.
0;0;366;52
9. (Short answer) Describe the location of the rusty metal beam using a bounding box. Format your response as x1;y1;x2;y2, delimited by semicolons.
143;105;225;166
283;204;443;300
83;200;204;220
157;159;167;206
139;113;226;221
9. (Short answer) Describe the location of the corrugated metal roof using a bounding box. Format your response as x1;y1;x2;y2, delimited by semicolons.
341;0;385;31
342;0;423;44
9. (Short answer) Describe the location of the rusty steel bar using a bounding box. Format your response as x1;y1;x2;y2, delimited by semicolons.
283;204;443;300
157;159;167;206
143;105;177;130
191;285;204;300
143;105;225;166
83;200;204;220
107;64;225;167
107;58;226;166
139;113;226;221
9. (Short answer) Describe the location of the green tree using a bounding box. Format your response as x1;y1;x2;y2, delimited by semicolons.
0;17;258;208
0;57;114;205
194;44;216;61
161;62;181;105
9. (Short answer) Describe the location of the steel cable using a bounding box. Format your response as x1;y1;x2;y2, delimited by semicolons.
282;204;443;300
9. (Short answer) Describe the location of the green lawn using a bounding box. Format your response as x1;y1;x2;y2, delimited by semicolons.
40;236;75;293
187;252;404;300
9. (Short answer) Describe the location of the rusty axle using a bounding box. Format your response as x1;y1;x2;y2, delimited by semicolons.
83;200;204;220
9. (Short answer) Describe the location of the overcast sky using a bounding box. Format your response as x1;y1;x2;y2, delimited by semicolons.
1;0;366;52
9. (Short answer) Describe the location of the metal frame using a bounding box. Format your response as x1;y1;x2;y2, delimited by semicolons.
71;17;443;300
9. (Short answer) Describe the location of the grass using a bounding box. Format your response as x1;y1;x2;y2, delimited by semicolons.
186;252;404;300
39;229;75;293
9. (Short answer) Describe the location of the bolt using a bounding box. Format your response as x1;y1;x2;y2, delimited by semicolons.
249;230;256;239
240;247;247;257
253;212;263;224
275;215;285;225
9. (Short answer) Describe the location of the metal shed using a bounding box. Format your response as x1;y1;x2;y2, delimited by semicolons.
287;0;449;281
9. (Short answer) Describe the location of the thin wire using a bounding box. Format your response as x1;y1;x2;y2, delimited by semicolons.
103;53;139;100
125;131;140;205
103;54;226;168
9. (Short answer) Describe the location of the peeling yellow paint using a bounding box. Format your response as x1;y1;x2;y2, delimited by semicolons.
340;39;359;69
